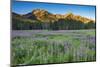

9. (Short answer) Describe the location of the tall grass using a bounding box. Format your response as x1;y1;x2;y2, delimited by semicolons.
11;30;96;65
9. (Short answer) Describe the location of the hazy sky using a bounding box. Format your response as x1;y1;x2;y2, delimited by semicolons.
12;1;96;20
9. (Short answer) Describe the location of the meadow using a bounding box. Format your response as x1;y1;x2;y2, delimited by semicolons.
11;30;96;65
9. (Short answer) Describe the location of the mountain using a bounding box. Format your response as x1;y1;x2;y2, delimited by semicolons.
12;9;95;30
23;9;57;23
64;13;94;23
23;9;94;23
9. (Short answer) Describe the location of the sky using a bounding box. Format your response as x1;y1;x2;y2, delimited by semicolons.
12;1;96;20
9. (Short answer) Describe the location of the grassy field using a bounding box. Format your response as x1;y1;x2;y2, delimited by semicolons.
11;30;96;65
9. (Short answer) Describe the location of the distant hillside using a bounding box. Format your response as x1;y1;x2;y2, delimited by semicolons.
12;9;95;30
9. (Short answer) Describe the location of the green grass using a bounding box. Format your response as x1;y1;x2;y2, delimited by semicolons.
11;30;96;65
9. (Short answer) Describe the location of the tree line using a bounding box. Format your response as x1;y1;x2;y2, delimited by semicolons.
12;18;95;30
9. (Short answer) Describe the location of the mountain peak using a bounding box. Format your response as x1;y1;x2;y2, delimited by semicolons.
32;9;50;15
32;9;47;12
